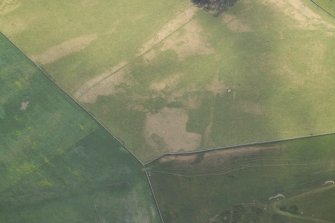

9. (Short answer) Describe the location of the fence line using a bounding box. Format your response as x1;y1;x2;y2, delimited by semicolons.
0;32;145;167
310;0;335;19
144;132;335;166
1;32;168;222
144;169;166;223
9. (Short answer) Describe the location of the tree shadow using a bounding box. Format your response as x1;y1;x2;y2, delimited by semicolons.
191;0;239;16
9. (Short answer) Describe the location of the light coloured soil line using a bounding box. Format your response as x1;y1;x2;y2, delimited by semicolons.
74;6;200;98
74;61;129;103
137;6;198;56
261;0;335;29
159;20;215;60
31;34;97;65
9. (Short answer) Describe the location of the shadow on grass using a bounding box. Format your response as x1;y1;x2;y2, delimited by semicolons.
191;0;239;16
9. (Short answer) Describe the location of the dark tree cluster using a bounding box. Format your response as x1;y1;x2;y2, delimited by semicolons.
191;0;238;15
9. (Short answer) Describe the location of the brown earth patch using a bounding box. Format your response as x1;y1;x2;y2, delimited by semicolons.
31;34;97;65
138;6;198;56
144;107;202;152
160;20;215;60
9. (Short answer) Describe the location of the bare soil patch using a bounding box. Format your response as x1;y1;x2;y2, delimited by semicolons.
144;107;202;152
31;34;97;65
160;20;215;60
74;61;130;103
138;6;198;56
20;100;29;110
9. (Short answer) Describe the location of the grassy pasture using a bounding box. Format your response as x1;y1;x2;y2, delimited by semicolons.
278;185;335;222
313;0;335;15
147;135;335;223
0;33;159;223
1;0;335;162
0;0;190;91
84;0;335;161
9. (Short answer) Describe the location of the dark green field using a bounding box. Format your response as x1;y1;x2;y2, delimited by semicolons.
0;33;159;223
147;135;335;223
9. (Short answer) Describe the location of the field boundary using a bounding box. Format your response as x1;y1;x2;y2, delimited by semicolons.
144;132;335;165
144;169;166;223
0;32;145;166
75;6;196;99
310;0;335;19
1;31;168;223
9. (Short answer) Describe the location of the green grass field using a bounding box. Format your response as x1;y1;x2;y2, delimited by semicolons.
278;185;335;222
313;0;335;15
147;134;335;223
1;0;335;162
2;1;335;222
0;33;159;223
